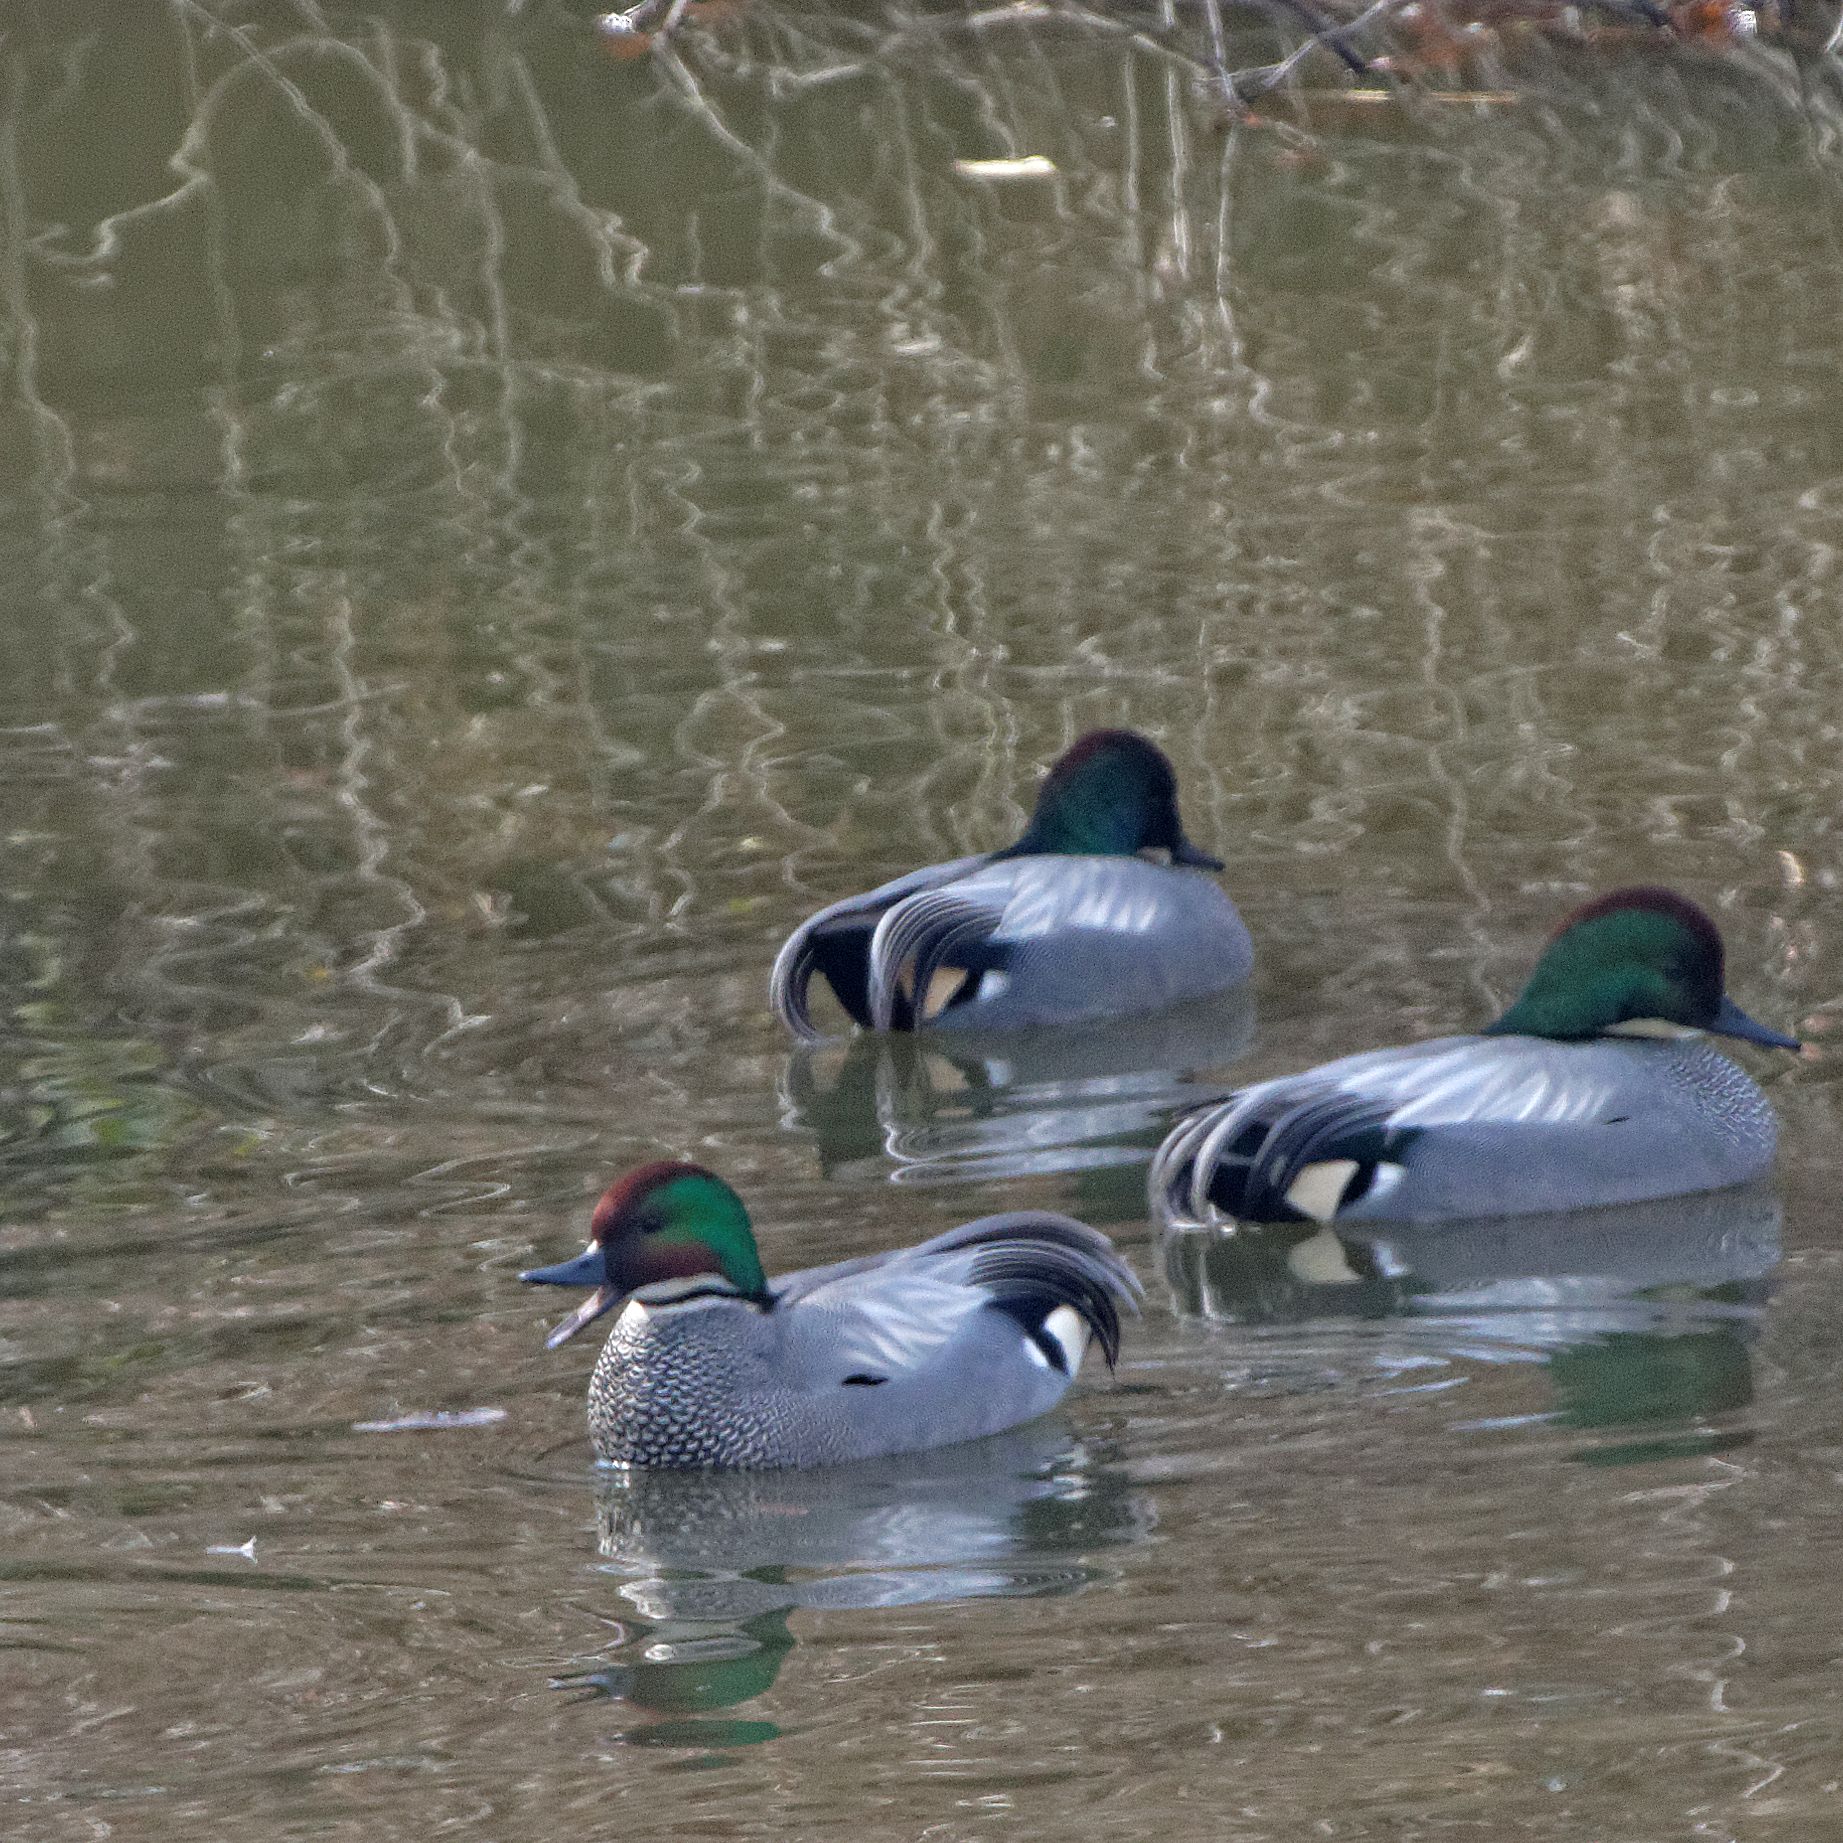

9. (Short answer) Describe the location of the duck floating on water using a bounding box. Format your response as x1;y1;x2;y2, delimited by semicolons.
523;1160;1141;1468
1150;887;1800;1229
771;729;1252;1038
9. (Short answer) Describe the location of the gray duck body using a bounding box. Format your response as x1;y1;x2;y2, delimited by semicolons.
1151;1032;1779;1229
772;852;1252;1039
582;1212;1139;1469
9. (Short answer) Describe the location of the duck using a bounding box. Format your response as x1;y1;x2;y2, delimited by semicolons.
770;729;1252;1038
522;1160;1141;1468
1149;887;1800;1230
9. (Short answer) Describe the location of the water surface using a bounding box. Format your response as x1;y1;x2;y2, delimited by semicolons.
6;6;1843;1839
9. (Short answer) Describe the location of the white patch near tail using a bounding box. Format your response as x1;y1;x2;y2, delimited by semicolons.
922;965;969;1021
1284;1159;1361;1224
1028;1304;1087;1375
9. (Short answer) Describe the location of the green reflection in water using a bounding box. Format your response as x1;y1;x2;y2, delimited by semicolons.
1165;1187;1780;1463
1551;1324;1756;1466
556;1607;795;1750
551;1423;1152;1748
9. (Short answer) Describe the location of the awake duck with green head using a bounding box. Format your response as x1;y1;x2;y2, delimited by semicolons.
523;1160;1141;1468
1150;887;1800;1228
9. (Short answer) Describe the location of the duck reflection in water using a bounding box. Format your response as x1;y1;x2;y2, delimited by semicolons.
782;988;1256;1193
552;1422;1153;1746
1164;1185;1780;1463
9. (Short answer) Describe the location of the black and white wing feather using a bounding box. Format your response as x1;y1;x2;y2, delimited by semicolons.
865;886;1009;1032
1148;1035;1737;1228
770;856;990;1040
777;1212;1141;1383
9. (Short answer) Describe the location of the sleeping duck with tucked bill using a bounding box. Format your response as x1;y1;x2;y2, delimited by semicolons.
771;729;1252;1037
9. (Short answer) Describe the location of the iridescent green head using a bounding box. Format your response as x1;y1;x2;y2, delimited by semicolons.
999;729;1223;868
1483;887;1800;1049
521;1161;770;1348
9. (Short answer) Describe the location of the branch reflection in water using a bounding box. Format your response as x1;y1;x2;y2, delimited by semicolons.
779;989;1256;1193
1165;1184;1780;1464
551;1422;1153;1749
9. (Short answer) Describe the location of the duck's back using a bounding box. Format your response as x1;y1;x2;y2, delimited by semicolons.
766;1269;1079;1460
775;852;1249;1037
1156;1033;1778;1226
1358;1035;1777;1218
927;854;1252;1031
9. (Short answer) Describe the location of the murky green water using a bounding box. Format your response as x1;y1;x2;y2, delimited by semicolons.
6;5;1843;1837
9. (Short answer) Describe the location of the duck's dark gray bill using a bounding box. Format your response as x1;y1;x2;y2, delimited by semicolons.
521;1245;621;1347
1173;838;1225;872
1712;995;1801;1052
520;1247;604;1288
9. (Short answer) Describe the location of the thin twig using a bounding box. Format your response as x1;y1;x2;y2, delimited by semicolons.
1200;0;1242;112
1238;0;1404;97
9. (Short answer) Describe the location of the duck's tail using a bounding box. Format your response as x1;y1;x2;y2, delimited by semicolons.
923;1212;1142;1371
1150;1088;1406;1229
771;912;859;1041
770;858;999;1040
866;888;1007;1032
772;905;909;1039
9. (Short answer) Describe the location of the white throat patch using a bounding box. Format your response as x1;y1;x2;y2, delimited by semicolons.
628;1276;747;1310
1604;1017;1703;1041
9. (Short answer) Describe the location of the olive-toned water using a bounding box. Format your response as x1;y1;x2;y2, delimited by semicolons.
6;5;1843;1838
